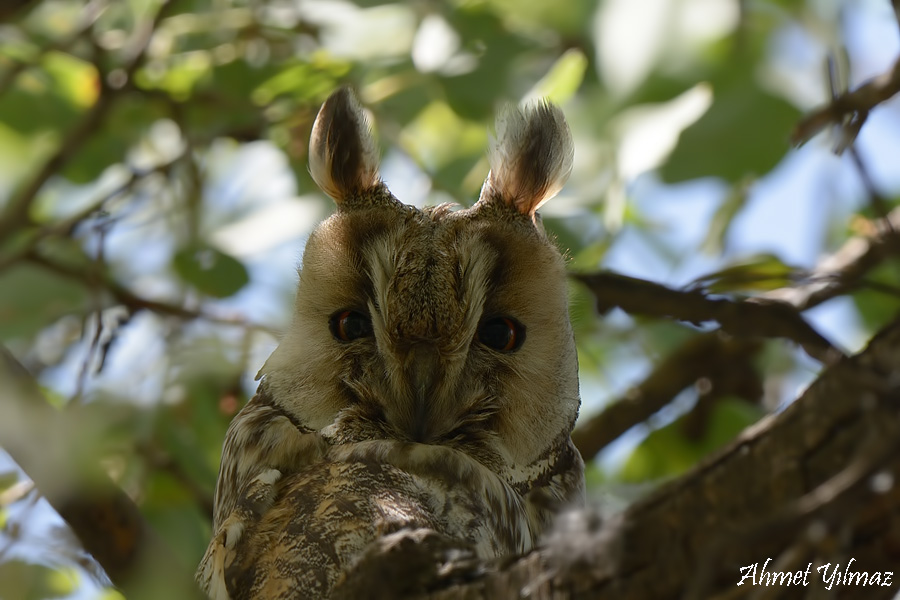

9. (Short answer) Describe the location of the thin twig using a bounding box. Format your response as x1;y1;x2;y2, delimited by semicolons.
0;154;185;273
23;250;279;337
825;53;894;228
849;145;894;231
763;207;900;310
793;54;900;146
893;0;900;38
72;220;112;406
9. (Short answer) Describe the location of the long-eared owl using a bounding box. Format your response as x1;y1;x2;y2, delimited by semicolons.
197;87;584;599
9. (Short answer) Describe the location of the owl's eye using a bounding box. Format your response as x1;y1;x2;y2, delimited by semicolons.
330;310;373;342
477;317;525;353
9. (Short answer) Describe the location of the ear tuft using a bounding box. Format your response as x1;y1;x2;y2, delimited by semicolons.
478;101;574;217
309;87;381;205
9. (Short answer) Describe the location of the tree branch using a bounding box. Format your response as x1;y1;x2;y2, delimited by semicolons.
792;53;900;147
572;271;843;364
0;153;186;274
0;347;205;600
763;207;900;310
22;250;278;336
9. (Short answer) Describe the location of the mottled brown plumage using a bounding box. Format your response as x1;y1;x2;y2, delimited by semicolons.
197;88;584;599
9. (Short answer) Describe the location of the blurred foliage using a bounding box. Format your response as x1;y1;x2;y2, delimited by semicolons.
0;0;898;597
620;397;765;482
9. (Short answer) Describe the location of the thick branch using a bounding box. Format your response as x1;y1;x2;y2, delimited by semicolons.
0;348;204;600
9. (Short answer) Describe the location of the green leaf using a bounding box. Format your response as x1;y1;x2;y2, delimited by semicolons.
620;397;763;482
41;51;99;110
700;178;753;254
0;560;75;600
63;96;162;184
0;265;89;340
0;470;18;493
0;51;98;138
251;56;352;106
172;245;249;298
400;101;486;172
660;78;800;183
142;469;210;569
441;7;529;120
690;253;802;294
528;48;588;104
851;260;900;333
137;51;213;101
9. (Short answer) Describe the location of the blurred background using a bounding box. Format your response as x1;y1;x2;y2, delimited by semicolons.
1;0;899;597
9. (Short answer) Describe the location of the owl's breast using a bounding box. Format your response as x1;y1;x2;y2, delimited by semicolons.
223;441;533;599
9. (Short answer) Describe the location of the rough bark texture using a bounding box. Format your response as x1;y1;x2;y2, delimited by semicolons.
342;318;900;599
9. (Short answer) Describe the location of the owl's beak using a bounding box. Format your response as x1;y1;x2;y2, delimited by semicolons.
404;342;440;442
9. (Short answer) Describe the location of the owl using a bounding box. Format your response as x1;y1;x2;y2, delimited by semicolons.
196;87;584;599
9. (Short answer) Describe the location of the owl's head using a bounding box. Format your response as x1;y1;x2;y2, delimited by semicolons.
261;88;578;482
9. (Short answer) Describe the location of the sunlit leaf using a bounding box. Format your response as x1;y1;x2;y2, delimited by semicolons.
0;560;71;600
173;244;249;298
45;567;79;596
400;101;486;172
528;48;588;104
660;76;800;183
690;254;803;294
136;51;212;101
0;52;93;136
0;470;19;494
251;56;352;106
42;52;99;109
483;0;597;36
98;589;126;600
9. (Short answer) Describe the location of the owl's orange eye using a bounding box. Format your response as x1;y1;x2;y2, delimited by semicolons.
477;317;525;352
330;310;373;342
